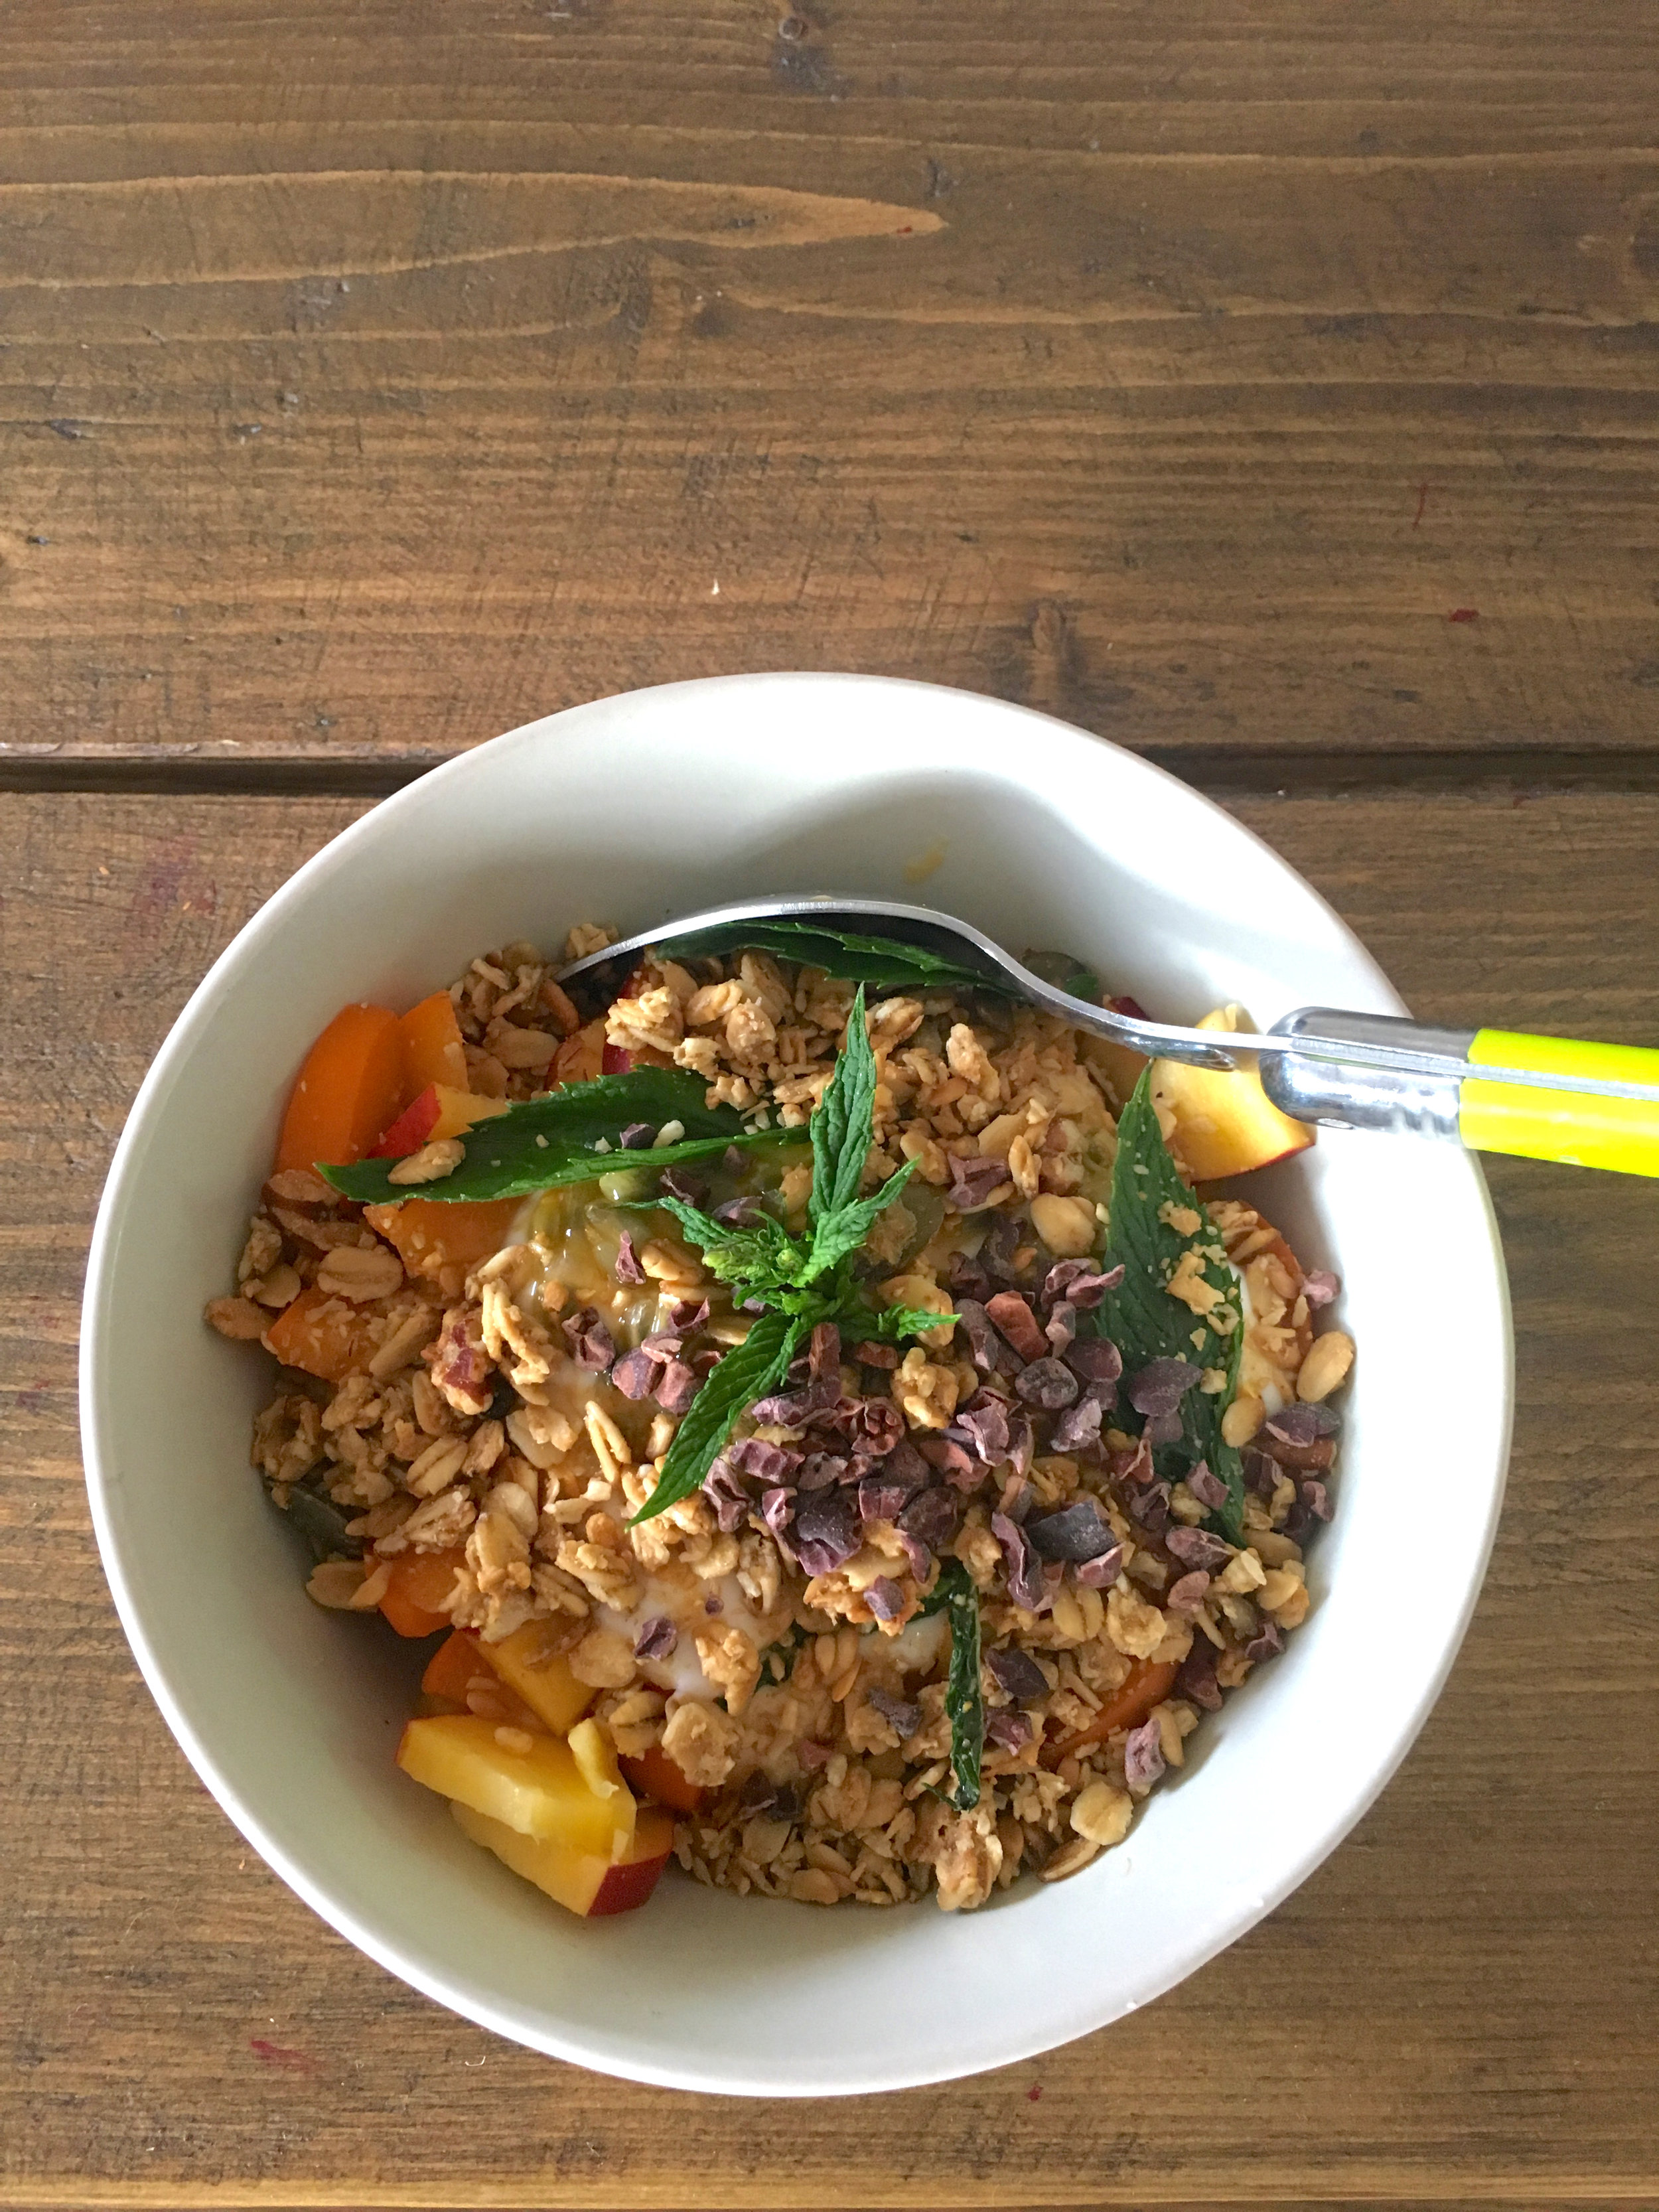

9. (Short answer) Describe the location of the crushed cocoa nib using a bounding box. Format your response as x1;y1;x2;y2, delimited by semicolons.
1301;1268;1340;1308
1264;1402;1340;1448
1177;1639;1223;1712
1123;1717;1165;1790
985;1708;1034;1753
561;1305;616;1370
1027;1497;1116;1563
865;1576;906;1622
654;1358;698;1413
613;1230;647;1285
1185;1459;1229;1512
853;1339;899;1370
793;1489;861;1574
610;1347;658;1400
954;1298;1018;1376
984;1290;1046;1365
1127;1358;1202;1418
634;1615;678;1660
985;1645;1048;1702
868;1686;922;1739
1063;1335;1123;1385
1167;1569;1211;1614
1165;1526;1232;1574
947;1151;1013;1211
992;1511;1046;1611
1014;1357;1080;1410
618;1122;655;1150
1244;1617;1285;1664
659;1168;709;1208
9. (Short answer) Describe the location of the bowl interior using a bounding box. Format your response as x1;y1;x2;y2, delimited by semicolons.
82;674;1512;2095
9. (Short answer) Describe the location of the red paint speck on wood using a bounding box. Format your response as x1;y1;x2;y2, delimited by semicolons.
250;2038;315;2071
1448;608;1479;623
1027;2083;1044;2102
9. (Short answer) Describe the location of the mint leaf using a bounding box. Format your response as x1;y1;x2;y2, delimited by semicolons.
919;1558;983;1810
320;1069;783;1205
810;984;878;1226
654;1195;804;1293
656;919;995;995
629;1309;805;1525
1095;1070;1246;1542
803;1156;918;1277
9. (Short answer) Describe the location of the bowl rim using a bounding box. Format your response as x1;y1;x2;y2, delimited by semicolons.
80;672;1515;2094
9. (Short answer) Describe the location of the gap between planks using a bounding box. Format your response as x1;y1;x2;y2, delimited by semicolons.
9;747;1659;802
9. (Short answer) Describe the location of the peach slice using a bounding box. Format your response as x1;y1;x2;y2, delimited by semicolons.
1149;1006;1315;1182
362;1195;523;1282
397;1716;636;1855
368;1082;508;1159
476;1623;596;1737
399;990;469;1094
452;1802;676;1917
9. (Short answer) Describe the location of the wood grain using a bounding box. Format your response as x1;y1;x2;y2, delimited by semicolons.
3;788;1654;2208
3;1;1659;775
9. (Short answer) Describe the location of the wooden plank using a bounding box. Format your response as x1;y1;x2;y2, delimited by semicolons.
2;3;1658;772
1;786;1655;2207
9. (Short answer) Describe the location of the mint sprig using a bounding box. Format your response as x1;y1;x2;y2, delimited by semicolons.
1094;1070;1246;1542
320;1067;784;1206
631;986;952;1524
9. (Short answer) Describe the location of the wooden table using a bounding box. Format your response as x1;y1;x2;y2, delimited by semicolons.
3;5;1656;2205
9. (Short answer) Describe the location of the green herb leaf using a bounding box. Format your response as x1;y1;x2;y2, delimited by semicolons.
630;1308;806;1526
1021;946;1102;1001
1096;1070;1246;1542
804;1156;918;1277
654;1195;804;1293
918;1558;983;1811
319;1069;783;1205
656;919;997;995
839;1297;959;1345
810;985;879;1226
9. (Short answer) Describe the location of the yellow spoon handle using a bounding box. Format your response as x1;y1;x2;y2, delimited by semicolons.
1461;1029;1659;1176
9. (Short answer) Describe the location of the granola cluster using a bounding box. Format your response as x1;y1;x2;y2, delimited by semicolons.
210;928;1352;1913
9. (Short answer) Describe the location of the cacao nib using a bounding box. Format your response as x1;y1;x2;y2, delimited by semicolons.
561;1305;616;1370
1185;1459;1230;1512
985;1290;1046;1364
992;1511;1046;1611
985;1645;1049;1702
1177;1639;1223;1712
1015;1357;1080;1410
618;1121;655;1150
1126;1357;1202;1418
1064;1336;1123;1386
985;1708;1034;1753
1027;1495;1118;1562
794;1489;861;1574
947;1151;1013;1211
613;1230;646;1285
867;1686;922;1739
609;1346;659;1400
899;1486;962;1552
654;1359;699;1414
865;1576;906;1622
633;1615;678;1660
1167;1569;1211;1615
1123;1716;1165;1790
1165;1525;1232;1574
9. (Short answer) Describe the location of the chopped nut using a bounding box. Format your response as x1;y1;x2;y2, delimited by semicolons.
388;1138;465;1186
1296;1330;1355;1403
317;1243;405;1302
1070;1780;1134;1848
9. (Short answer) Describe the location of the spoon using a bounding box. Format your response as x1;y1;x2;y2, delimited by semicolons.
558;896;1659;1178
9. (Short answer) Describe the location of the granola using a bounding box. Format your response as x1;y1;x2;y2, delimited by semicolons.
207;926;1350;1919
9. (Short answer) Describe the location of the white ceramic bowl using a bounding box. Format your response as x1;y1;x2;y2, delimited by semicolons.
82;674;1512;2096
